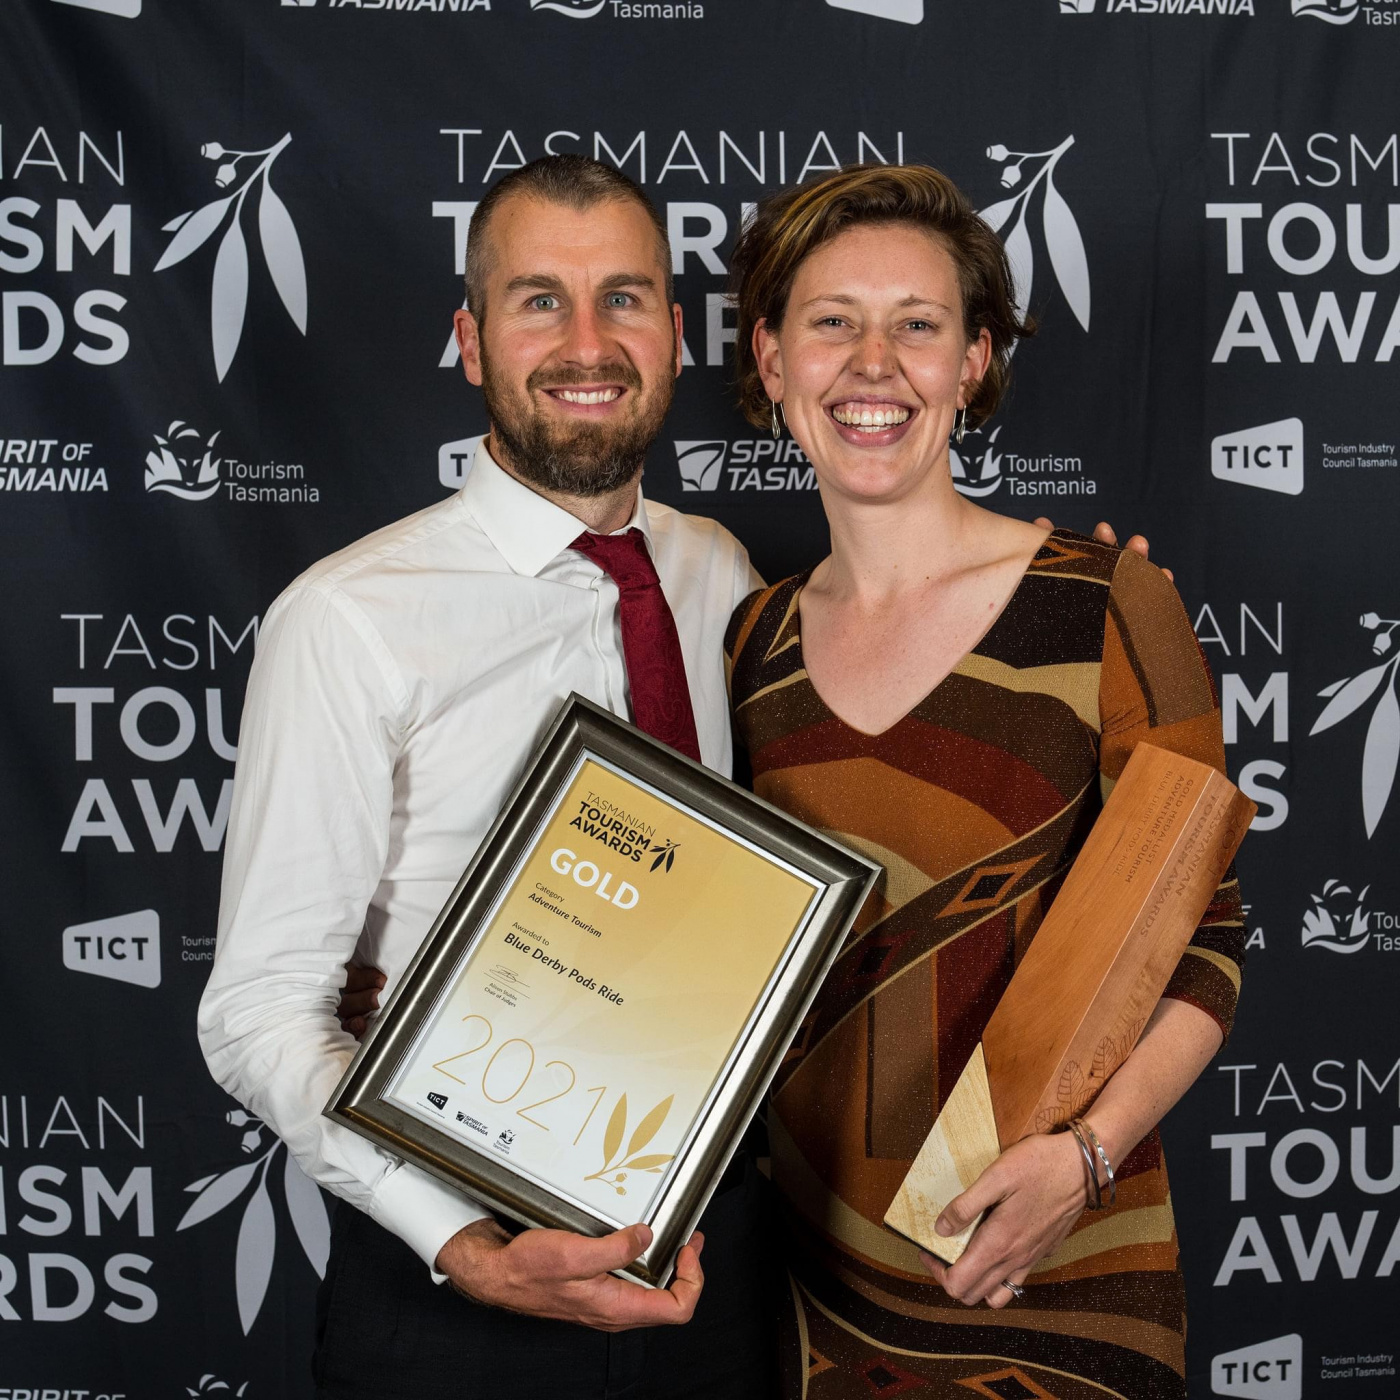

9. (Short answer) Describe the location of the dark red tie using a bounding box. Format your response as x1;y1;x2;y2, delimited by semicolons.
571;529;703;764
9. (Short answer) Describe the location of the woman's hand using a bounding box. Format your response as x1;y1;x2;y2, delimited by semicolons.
337;963;386;1039
919;1130;1089;1309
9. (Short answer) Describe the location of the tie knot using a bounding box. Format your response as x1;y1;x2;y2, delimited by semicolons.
571;529;659;590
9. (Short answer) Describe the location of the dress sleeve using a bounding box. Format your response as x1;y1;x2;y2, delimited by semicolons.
1099;549;1246;1039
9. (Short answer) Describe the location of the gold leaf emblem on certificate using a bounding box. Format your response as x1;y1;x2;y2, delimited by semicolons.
585;1092;676;1194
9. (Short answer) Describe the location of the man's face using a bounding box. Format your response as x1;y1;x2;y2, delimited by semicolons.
455;194;682;498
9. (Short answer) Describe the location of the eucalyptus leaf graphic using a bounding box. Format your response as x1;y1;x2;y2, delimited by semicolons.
178;1161;257;1230
977;195;1020;236
602;1092;628;1168
258;178;308;333
282;1148;330;1277
1042;183;1091;331
163;211;193;233
235;1179;276;1335
626;1093;673;1158
1318;678;1348;698
620;1153;673;1173
185;1173;218;1193
1309;662;1389;734
1362;679;1400;838
155;196;234;271
1003;217;1034;333
211;219;250;383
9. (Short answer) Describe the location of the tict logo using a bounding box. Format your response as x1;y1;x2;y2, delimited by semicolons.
1211;419;1304;496
62;909;161;988
1060;0;1097;11
51;0;142;14
826;0;925;23
674;440;727;492
146;421;222;501
439;434;484;491
1301;879;1371;953
1211;1334;1302;1400
1292;0;1359;22
426;1092;449;1111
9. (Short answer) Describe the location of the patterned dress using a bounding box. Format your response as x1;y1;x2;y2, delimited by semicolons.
724;531;1245;1400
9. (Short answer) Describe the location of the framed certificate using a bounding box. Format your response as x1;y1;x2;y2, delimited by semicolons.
326;695;877;1287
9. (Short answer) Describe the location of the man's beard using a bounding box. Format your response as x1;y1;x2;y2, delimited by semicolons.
480;349;674;499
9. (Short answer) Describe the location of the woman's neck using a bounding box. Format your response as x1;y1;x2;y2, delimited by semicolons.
813;458;982;605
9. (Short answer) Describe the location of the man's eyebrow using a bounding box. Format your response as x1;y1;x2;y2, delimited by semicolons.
502;271;658;297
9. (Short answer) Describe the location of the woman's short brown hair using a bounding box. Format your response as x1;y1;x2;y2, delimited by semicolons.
728;163;1033;431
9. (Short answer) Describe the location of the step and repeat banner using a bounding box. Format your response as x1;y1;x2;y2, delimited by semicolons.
2;0;1397;1395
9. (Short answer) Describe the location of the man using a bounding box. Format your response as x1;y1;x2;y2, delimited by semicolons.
199;154;1154;1397
199;156;773;1400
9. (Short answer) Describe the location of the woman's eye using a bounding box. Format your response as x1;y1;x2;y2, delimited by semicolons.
906;319;933;332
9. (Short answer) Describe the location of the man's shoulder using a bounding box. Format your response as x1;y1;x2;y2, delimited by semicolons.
286;492;481;600
643;495;746;560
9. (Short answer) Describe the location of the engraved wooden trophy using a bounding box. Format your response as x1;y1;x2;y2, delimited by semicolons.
884;743;1256;1264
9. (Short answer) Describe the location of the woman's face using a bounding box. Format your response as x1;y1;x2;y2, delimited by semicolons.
755;222;990;506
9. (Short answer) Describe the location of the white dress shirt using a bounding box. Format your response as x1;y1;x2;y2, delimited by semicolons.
198;441;762;1274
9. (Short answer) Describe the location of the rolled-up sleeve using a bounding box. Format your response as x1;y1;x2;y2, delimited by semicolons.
197;583;488;1275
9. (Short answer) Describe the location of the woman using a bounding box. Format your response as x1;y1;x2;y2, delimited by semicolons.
724;165;1244;1399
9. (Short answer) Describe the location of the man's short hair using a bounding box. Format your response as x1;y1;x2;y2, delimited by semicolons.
464;155;674;322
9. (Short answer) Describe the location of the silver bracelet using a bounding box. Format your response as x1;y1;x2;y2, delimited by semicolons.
1065;1120;1103;1210
1075;1118;1117;1208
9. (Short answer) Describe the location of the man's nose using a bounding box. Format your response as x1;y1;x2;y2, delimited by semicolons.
558;303;612;368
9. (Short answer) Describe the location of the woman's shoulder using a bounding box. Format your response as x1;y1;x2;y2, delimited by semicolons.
724;571;808;662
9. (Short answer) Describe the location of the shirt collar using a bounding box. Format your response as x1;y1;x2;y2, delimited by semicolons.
461;438;653;579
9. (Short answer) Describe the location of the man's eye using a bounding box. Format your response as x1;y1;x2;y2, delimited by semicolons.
604;293;633;308
532;295;559;311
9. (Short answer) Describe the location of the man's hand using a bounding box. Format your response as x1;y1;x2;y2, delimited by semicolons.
337;963;386;1039
1034;517;1173;584
918;1131;1088;1309
436;1218;705;1331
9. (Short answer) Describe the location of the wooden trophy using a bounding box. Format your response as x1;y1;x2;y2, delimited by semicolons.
884;743;1255;1264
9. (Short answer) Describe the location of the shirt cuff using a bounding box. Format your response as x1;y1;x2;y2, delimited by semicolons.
369;1160;492;1282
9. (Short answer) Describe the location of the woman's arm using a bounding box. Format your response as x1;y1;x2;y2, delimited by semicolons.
924;996;1221;1307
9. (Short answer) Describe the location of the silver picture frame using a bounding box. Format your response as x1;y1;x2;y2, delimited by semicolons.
325;693;878;1288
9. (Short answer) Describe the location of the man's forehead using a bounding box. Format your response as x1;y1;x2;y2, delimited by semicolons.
484;193;667;286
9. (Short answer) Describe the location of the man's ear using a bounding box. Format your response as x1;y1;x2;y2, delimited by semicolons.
672;301;684;378
454;308;483;387
754;318;783;402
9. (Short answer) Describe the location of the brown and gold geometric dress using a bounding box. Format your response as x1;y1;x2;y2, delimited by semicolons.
725;531;1245;1400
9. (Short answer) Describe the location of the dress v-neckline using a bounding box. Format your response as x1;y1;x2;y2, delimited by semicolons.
794;528;1057;740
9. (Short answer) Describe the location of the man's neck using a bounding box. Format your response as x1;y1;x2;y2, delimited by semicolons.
488;434;642;535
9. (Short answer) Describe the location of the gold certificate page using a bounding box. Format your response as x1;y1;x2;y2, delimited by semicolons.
388;757;818;1224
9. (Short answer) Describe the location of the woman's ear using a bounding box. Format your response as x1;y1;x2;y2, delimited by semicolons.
754;317;784;403
958;327;992;406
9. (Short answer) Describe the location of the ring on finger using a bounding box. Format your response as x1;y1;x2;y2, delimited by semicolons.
1000;1279;1025;1300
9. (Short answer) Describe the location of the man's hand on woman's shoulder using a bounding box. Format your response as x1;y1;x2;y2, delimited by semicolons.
1033;517;1174;584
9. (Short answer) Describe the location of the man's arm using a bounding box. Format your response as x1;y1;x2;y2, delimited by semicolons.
198;584;491;1271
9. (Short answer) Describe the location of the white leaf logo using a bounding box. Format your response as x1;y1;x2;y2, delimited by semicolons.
978;136;1090;343
179;1108;332;1334
282;1150;331;1277
235;1181;276;1336
156;135;308;382
1310;614;1400;838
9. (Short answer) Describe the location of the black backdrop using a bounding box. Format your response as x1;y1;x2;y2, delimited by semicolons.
2;0;1398;1395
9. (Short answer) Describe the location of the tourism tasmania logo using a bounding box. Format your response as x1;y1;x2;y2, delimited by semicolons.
1292;0;1359;21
